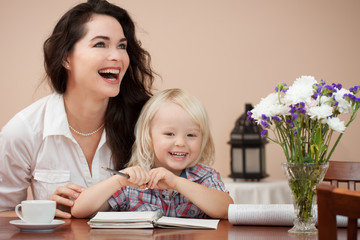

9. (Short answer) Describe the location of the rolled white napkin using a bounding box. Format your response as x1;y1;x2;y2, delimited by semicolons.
228;204;358;227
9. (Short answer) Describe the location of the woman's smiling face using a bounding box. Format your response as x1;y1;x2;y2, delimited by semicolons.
65;14;129;99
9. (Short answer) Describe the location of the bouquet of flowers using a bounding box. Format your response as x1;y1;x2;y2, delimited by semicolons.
247;76;359;233
247;75;360;164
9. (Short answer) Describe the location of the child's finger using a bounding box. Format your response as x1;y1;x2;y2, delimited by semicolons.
149;171;163;189
124;167;141;186
148;169;159;188
138;167;151;185
131;166;150;186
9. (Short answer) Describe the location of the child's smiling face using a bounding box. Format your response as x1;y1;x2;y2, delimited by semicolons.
150;102;203;176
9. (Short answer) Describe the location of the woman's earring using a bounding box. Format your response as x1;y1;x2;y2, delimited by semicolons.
66;64;70;68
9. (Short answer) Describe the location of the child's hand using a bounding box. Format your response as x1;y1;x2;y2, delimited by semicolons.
148;167;179;190
120;166;150;189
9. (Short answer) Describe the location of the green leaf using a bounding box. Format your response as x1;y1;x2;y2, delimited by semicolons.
304;156;314;163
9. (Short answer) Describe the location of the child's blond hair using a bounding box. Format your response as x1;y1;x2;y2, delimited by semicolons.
127;88;215;170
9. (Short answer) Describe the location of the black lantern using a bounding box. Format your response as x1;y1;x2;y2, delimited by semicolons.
228;103;268;181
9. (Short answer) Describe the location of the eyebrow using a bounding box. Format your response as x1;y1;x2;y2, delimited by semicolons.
90;36;127;42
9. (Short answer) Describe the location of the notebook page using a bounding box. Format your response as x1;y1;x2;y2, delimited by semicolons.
155;216;219;229
90;211;162;223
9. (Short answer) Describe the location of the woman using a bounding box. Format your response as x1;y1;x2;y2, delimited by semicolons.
0;0;155;218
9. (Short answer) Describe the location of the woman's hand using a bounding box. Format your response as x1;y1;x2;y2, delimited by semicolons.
50;183;85;218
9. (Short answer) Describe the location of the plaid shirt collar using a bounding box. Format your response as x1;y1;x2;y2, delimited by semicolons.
182;163;209;182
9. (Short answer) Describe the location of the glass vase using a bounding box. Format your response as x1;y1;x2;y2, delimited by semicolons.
281;162;329;234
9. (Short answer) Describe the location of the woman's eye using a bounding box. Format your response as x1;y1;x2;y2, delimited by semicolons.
94;42;105;48
117;43;127;49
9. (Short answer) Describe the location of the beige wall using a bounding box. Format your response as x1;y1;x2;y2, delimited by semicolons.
1;0;359;180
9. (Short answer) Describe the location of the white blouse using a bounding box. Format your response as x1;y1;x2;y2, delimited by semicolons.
0;93;113;211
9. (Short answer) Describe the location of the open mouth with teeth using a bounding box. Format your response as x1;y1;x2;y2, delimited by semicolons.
98;68;120;82
169;152;188;159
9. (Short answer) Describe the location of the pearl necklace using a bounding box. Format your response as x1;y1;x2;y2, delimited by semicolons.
69;123;104;137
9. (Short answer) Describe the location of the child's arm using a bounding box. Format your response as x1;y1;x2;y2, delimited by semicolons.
148;167;233;219
71;166;150;218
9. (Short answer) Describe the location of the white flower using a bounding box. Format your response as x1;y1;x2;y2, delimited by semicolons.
251;93;289;121
320;96;332;105
304;98;320;111
308;105;333;120
326;117;346;133
284;76;317;105
333;88;353;113
249;75;359;163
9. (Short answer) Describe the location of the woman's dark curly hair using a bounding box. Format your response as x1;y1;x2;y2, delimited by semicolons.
43;0;154;170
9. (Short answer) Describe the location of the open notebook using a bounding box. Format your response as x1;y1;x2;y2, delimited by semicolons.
228;204;360;227
88;211;219;229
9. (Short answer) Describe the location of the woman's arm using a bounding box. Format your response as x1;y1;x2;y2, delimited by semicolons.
0;116;34;211
148;167;234;219
50;183;85;218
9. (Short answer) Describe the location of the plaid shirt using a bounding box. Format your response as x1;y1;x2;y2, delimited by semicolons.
108;163;228;218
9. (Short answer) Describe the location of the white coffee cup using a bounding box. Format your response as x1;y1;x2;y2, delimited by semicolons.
15;200;56;224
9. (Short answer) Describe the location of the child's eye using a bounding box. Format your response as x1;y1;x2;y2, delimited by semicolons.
94;42;106;48
165;132;174;136
187;134;196;137
117;43;127;49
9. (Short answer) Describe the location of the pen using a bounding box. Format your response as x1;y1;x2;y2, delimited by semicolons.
102;167;130;178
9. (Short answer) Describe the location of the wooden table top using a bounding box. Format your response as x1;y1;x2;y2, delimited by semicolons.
0;214;353;240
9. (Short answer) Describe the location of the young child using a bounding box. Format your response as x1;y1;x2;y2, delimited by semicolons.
71;88;233;219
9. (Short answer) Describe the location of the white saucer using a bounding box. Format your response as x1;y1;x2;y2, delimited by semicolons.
9;219;65;232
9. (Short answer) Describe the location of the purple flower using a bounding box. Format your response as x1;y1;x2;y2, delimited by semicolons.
261;114;270;121
343;93;355;100
292;113;298;119
275;83;288;93
286;119;294;128
272;116;282;122
314;83;320;89
313;83;323;99
290;107;295;114
343;93;360;104
261;129;268;138
325;85;333;90
332;83;342;90
261;121;269;128
247;111;254;121
322;85;336;97
290;102;306;115
293;127;301;135
350;86;360;94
